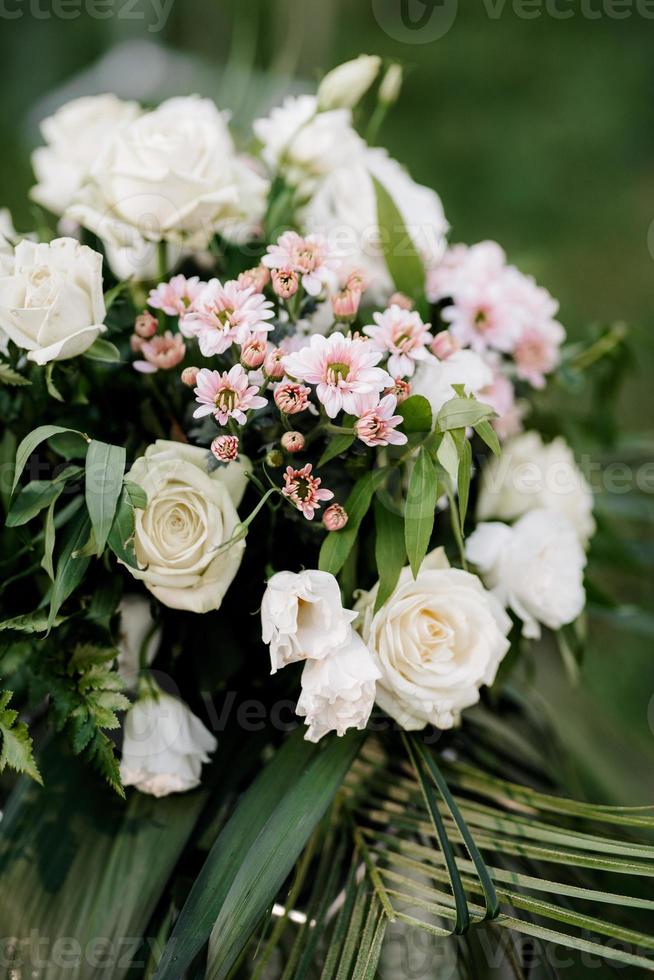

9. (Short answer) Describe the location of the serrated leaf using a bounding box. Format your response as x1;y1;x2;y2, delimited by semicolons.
373;176;425;300
373;498;406;613
0;690;42;784
0;362;31;387
437;396;495;432
83;338;122;362
319;470;386;577
398;394;433;434
85;440;126;555
405;447;438;577
12;425;84;495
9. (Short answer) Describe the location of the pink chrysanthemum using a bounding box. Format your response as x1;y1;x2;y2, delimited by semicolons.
364;305;431;378
148;275;204;316
237;265;270;293
181;279;275;357
322;503;348;531
211;434;240;463
263;231;340;297
283;332;392;419
514;322;564;389
193;365;268;426
134;331;186;374
354;395;408;447
282;464;334;520
274;382;311;415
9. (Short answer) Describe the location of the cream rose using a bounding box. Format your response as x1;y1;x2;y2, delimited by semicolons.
476;430;595;545
30;93;141;217
317;56;382;110
0;237;106;364
355;549;511;730
123;440;250;613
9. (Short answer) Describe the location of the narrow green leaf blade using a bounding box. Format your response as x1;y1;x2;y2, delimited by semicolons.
48;509;91;629
319;471;386;577
404;447;438;578
437;397;495;432
85;441;126;555
12;425;82;495
373;498;406;613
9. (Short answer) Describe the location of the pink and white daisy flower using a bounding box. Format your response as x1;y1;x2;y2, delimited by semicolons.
364;305;432;378
181;279;275;357
283;332;392;419
354;394;408;447
148;275;204;316
133;331;186;374
282;464;334;520
193;365;268;426
263;231;340;297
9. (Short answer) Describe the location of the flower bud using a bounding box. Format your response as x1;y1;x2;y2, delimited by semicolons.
275;382;311;415
238;265;270;293
322;503;348;531
240;337;267;369
264;347;285;381
272;268;299;300
134;311;158;339
181;366;200;387
379;64;403;106
385;378;411;404
317;55;381;111
346;269;368;293
281;431;305;454
431;330;460;360
211;434;239;463
332;287;361;323
266;449;284;468
388;292;413;310
130;334;144;353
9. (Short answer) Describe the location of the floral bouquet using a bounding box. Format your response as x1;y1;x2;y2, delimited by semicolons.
0;55;652;979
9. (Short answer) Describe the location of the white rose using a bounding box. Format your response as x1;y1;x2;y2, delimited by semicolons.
116;595;161;691
297;630;380;742
261;568;356;673
68;96;269;277
465;510;586;640
317;55;382;110
31;94;141;216
302;147;448;302
412;349;494;417
123;440;250;613
476;430;595;545
355;549;511;730
254;94;365;197
120;684;217;797
0;237;106;364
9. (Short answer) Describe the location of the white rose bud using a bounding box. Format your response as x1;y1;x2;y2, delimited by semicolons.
120;685;217;797
466;510;587;640
122;440;250;613
317;55;382;111
379;64;403;106
476;431;595;545
261;569;356;673
0;237;106;364
30;94;141;217
355;549;511;731
297;630;381;742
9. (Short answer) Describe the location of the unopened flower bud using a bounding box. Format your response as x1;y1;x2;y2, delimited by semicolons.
130;334;144;353
240;337;267;369
281;431;305;453
332;287;361;323
266;449;284;468
317;55;381;110
135;311;158;338
272;268;299;300
322;503;348;531
388;292;413;310
264;347;285;381
385;378;411;404
238;265;270;293
211;434;239;463
431;330;460;360
274;382;311;415
346;269;368;293
379;64;403;106
181;366;200;387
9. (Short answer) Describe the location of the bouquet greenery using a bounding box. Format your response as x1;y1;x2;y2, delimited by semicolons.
0;54;652;979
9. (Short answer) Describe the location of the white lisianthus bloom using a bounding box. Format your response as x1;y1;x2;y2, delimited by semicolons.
302;147;448;302
261;569;356;673
254;95;365;197
30;94;141;217
412;349;494;416
476;430;595;545
68;96;269;279
465;509;587;640
355;549;511;730
0;237;106;364
120;684;217;797
116;595;161;690
317;55;382;110
122;440;250;613
297;630;381;742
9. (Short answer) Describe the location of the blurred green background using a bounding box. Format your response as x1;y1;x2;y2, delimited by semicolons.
0;0;652;801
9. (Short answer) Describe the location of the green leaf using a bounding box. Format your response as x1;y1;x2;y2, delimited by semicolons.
0;428;16;514
48;509;92;630
0;611;65;633
436;431;459;481
85;441;126;555
457;433;473;528
12;425;84;495
83;338;122;362
319;470;386;577
157;730;363;980
107;487;138;568
373;498;406;613
0;690;42;784
404;447;438;577
6;480;64;527
0;362;31;387
41;498;57;581
124;480;147;509
474;418;501;456
48;430;89;460
44;362;64;402
318;419;356;467
398;394;433;434
437;396;496;432
373;176;425;299
103;279;131;311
